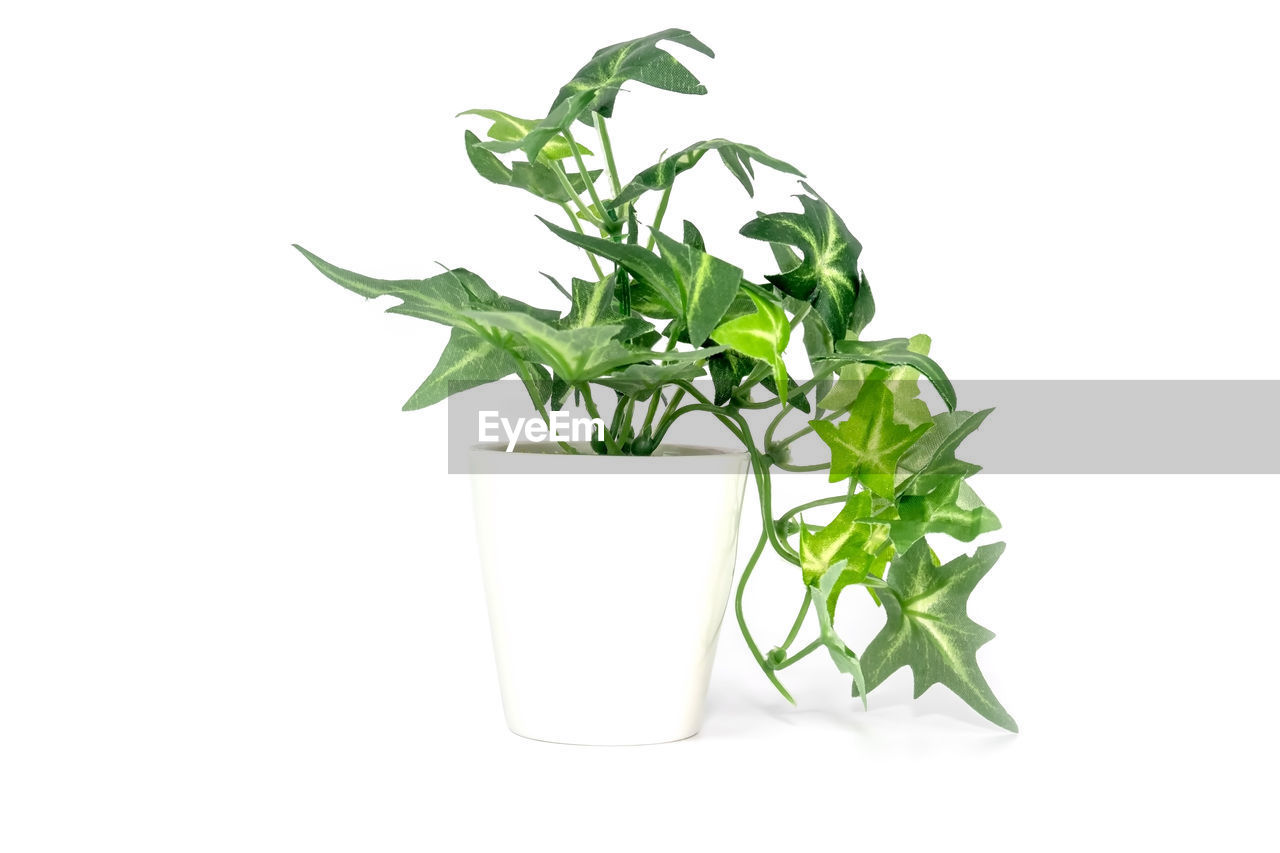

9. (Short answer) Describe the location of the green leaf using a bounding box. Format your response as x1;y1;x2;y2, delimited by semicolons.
809;562;868;707
819;335;934;430
811;381;932;498
458;108;591;161
538;216;682;316
761;375;812;413
518;29;713;161
402;328;517;410
740;188;864;340
594;361;707;398
460;309;715;384
610;138;802;207
896;408;992;495
682;220;705;252
890;476;1001;552
464;131;601;204
651;230;742;346
710;289;790;395
798;491;889;585
861;541;1017;732
819;337;957;412
293;244;560;326
563;275;616;329
707;350;756;406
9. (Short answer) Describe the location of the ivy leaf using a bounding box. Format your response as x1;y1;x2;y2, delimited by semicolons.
682;220;705;252
896;408;992;496
740;188;863;340
610;138;803;207
464;131;601;204
710;289;790;396
651;230;742;346
761;375;811;413
562;275;616;329
811;381;932;497
798;492;888;584
293;244;559;325
594;361;707;399
519;29;714;160
460;310;716;384
818;337;956;412
537;216;682;316
402;328;517;411
819;334;935;425
891;476;1002;552
861;541;1017;732
707;350;756;406
458;108;591;161
808;562;868;707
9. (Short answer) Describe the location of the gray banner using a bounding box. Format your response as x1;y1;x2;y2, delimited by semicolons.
446;379;1280;474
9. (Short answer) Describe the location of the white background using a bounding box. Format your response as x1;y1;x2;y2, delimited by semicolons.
3;1;1278;850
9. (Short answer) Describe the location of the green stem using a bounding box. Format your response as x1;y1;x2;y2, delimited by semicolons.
563;127;608;227
735;530;795;703
578;383;621;454
557;201;605;281
515;362;576;454
774;409;840;451
594;113;623;198
781;588;812;650
549;161;600;226
645;184;673;250
771;638;822;671
775;461;830;473
776;495;848;532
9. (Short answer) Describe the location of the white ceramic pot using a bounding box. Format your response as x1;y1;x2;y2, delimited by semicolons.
469;443;751;745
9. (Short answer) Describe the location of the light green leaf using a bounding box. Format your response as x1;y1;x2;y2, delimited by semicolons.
740;188;864;340
402;328;517;410
890;477;1001;552
798;491;889;584
651;230;742;346
818;337;957;412
610;138;802;207
818;333;934;424
458;108;591;161
811;381;933;498
710;289;790;395
861;541;1017;732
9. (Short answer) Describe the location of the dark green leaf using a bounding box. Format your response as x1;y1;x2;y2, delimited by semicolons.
861;541;1017;732
740;189;863;340
897;408;992;496
708;350;756;405
682;220;705;252
651;230;742;346
890;476;1002;552
820;337;957;412
464;131;601;204
610;138;802;207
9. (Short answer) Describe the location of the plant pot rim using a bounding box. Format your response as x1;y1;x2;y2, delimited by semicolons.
469;442;748;460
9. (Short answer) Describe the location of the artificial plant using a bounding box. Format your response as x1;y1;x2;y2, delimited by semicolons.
296;28;1016;731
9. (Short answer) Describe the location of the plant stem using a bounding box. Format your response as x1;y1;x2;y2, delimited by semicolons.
645;184;673;250
735;530;795;703
781;588;812;650
557;201;606;281
775;460;830;473
776;495;848;531
550;161;600;226
515;362;576;454
578;383;621;454
771;638;822;671
563;127;608;227
594;113;623;198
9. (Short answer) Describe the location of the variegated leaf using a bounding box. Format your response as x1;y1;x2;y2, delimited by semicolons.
609;138;803;207
710;289;790;394
458;108;591;161
811;381;933;498
861;541;1017;732
402;328;517;411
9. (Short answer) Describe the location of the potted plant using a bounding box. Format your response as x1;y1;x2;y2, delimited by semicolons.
295;28;1016;743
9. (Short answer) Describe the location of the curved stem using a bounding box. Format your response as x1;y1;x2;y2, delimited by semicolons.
775;461;831;473
563;127;608;227
781;588;813;650
776;495;848;531
645;184;673;250
514;362;576;454
735;529;795;703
